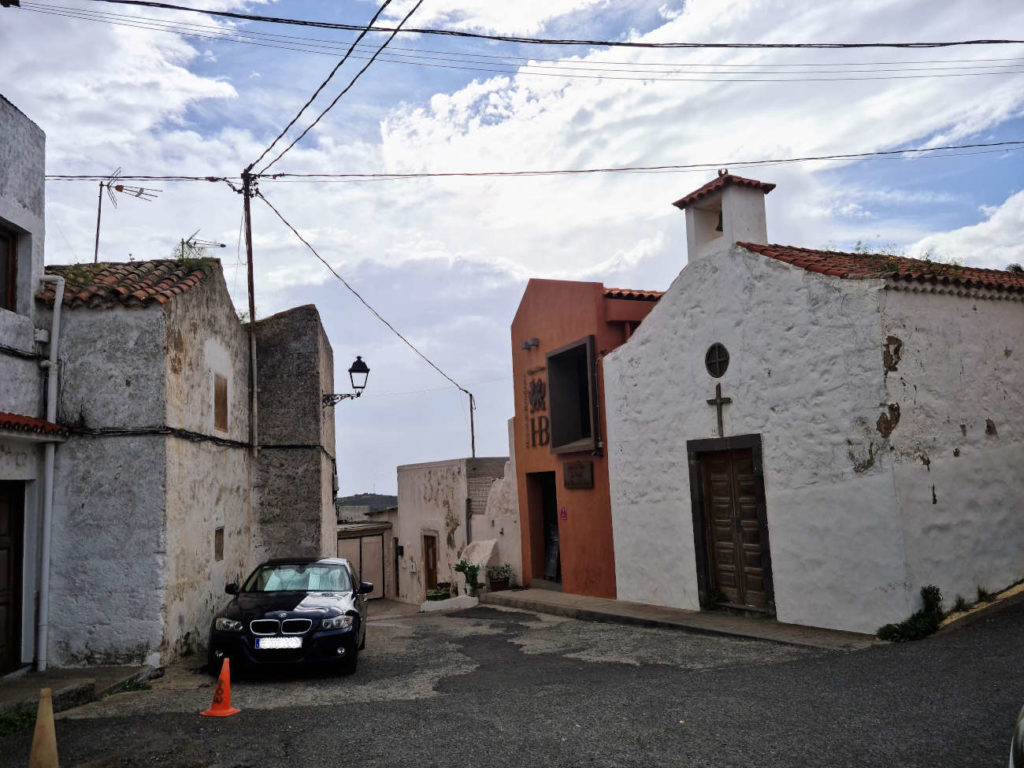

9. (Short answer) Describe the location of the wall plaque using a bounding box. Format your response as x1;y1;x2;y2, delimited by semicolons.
563;460;594;490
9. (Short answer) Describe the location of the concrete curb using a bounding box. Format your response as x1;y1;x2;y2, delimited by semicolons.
480;591;876;651
0;666;155;718
936;588;1024;636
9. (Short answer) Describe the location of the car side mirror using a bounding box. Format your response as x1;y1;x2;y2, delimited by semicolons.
225;582;239;595
359;581;373;595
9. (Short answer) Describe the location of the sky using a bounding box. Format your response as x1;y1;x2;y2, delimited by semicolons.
2;0;1023;494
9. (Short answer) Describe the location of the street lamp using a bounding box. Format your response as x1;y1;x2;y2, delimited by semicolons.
322;356;370;406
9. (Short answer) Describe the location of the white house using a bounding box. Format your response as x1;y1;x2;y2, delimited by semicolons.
604;172;1024;635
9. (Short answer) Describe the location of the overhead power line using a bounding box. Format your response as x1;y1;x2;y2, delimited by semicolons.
254;188;471;395
257;0;424;173
20;2;1024;83
23;1;1024;72
249;0;393;172
69;0;1024;50
43;140;1024;184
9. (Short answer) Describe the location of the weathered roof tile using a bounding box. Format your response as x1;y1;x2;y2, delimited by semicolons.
39;259;217;309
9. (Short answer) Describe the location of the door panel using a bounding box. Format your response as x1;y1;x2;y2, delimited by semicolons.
701;450;770;611
423;535;438;591
361;536;384;600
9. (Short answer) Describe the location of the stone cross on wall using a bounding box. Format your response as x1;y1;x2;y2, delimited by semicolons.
706;382;732;437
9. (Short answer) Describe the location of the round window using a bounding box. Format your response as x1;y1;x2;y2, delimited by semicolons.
705;343;729;378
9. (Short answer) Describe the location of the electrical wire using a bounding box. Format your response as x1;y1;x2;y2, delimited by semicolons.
42;140;1024;185
20;2;1024;83
249;0;392;172
68;0;1024;50
254;188;474;400
258;0;424;173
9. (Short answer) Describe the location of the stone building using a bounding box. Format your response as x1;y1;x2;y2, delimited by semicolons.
510;279;660;599
34;263;338;666
604;172;1024;634
4;91;341;670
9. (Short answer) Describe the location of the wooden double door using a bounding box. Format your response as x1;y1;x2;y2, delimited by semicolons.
698;447;773;613
0;482;24;673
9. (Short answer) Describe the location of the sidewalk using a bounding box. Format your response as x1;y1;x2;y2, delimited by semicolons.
481;588;878;651
0;665;151;716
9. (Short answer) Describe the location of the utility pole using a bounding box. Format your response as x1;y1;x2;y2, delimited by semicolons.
468;391;476;458
242;167;259;457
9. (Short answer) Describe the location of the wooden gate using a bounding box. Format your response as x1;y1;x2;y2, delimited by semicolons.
689;436;773;613
337;534;385;600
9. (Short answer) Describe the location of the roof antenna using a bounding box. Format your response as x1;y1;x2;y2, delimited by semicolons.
93;168;160;263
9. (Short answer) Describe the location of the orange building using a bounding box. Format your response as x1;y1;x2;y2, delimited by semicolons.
511;279;661;598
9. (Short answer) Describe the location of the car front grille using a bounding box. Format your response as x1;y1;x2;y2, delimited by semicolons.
282;618;312;634
250;619;279;635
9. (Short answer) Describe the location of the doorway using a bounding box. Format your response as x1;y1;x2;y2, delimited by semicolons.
688;436;774;614
526;471;560;584
0;482;25;673
422;534;438;591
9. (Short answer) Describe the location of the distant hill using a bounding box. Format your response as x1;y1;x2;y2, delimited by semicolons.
335;493;397;515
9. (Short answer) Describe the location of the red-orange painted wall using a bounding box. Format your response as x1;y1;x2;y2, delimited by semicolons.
511;279;659;599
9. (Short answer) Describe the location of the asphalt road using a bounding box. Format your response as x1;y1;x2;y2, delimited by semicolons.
2;602;1021;767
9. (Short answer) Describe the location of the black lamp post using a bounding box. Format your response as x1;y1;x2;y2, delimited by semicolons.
322;356;370;406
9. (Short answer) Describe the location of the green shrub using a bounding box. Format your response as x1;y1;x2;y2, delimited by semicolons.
877;585;944;642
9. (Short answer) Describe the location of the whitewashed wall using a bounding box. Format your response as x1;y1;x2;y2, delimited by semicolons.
605;244;915;634
161;273;253;661
882;288;1024;608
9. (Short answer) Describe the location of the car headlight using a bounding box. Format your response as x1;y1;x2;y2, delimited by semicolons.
322;615;354;630
214;617;243;632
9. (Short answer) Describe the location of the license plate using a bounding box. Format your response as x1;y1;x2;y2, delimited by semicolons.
256;637;302;650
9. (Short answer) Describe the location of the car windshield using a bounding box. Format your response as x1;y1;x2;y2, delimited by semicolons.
242;564;352;593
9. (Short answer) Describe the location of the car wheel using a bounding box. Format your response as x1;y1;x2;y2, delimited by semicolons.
207;649;221;678
359;623;366;651
340;644;359;675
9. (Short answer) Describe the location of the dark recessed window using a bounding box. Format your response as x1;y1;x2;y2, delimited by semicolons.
214;374;228;432
214;527;224;561
705;343;730;378
546;335;597;454
0;226;16;312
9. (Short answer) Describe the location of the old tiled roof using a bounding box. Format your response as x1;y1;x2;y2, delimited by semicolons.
672;173;776;210
38;259;217;309
0;411;69;439
604;288;664;301
740;243;1024;294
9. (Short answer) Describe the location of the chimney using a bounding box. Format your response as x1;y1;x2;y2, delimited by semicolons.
672;170;775;263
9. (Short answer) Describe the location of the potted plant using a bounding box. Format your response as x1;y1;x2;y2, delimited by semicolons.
486;563;513;592
454;558;482;596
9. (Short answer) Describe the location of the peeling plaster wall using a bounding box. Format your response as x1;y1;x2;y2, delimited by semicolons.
605;245;913;634
395;460;468;604
254;305;336;559
882;288;1024;606
161;274;253;661
46;305;167;667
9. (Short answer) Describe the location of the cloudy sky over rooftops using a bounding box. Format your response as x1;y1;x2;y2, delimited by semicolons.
3;0;1023;493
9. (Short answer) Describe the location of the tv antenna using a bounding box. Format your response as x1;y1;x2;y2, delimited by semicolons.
93;168;161;263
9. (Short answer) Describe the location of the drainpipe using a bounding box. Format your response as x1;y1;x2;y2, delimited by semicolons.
36;274;64;671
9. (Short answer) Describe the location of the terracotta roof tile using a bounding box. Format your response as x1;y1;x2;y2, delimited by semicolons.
672;173;776;210
739;243;1024;294
0;411;69;439
38;259;217;309
604;287;664;302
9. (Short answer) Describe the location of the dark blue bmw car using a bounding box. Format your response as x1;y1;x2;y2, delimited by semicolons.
208;557;372;675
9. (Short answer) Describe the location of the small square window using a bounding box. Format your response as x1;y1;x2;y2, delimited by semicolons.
214;374;228;432
214;527;224;561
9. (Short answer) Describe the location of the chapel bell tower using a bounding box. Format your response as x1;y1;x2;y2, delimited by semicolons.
672;170;775;263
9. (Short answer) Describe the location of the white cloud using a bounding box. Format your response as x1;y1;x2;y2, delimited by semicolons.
381;0;615;34
907;190;1024;268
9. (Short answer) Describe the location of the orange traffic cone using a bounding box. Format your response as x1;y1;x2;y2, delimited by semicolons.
200;658;241;717
29;688;59;768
